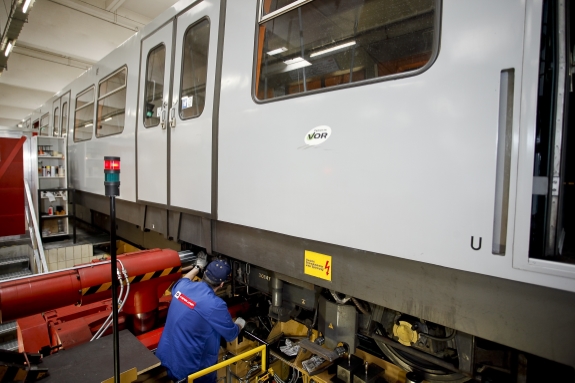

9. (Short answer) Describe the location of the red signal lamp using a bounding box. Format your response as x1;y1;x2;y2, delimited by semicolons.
104;158;121;171
104;156;120;197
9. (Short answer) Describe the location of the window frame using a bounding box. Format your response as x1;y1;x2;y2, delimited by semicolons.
73;85;96;143
259;0;314;24
143;43;167;129
253;0;442;103
178;17;211;121
39;113;50;136
61;101;68;138
53;104;60;137
96;65;128;138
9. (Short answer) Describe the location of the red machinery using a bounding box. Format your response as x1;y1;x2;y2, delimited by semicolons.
0;248;184;354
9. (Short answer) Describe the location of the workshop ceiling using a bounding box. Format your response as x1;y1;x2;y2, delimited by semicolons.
0;0;179;128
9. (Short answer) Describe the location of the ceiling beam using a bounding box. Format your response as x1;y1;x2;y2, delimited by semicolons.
0;105;34;121
0;83;54;110
48;0;150;32
13;42;94;71
105;0;127;12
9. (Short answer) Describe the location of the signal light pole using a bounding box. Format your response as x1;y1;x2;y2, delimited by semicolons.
104;156;120;383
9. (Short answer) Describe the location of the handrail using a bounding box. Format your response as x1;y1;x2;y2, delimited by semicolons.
187;344;267;383
24;180;48;273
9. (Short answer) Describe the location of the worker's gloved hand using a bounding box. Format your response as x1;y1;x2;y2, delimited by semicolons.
195;252;208;271
235;317;246;330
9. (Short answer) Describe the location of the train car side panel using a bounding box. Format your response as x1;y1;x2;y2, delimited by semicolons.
216;1;575;291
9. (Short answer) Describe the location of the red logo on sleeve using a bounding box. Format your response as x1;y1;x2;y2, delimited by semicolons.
174;291;196;310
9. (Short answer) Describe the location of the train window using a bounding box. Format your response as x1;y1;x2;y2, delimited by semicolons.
180;19;210;120
61;102;68;137
144;44;166;128
96;67;128;138
74;86;95;142
255;0;439;100
39;113;49;136
53;107;60;137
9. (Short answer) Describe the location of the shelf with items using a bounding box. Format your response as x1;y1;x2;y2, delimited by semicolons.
42;232;69;239
37;163;65;178
40;214;72;220
37;187;76;243
32;136;73;241
37;144;64;157
40;190;68;200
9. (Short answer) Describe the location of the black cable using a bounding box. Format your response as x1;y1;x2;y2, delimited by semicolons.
419;329;457;342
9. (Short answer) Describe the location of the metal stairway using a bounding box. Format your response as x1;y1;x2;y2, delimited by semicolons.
0;240;33;281
0;322;18;351
0;243;29;351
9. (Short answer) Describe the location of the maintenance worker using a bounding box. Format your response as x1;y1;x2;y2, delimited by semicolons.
157;258;245;383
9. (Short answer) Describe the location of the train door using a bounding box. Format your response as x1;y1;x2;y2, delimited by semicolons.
137;22;174;205
137;1;221;212
169;0;221;214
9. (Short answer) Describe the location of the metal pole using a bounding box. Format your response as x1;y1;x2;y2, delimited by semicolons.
38;189;42;242
110;195;120;382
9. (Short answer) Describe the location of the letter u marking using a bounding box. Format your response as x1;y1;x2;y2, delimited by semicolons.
471;236;482;251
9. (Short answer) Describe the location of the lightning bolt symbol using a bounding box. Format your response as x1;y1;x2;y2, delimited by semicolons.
325;261;330;276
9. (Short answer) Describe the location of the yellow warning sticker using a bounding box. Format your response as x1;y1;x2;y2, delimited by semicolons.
304;250;332;281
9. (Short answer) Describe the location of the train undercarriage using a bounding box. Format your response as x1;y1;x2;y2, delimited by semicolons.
2;239;571;383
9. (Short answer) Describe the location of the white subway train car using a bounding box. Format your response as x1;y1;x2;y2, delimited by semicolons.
33;0;575;380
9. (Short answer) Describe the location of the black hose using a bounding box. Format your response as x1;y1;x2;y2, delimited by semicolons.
372;333;470;377
419;329;457;342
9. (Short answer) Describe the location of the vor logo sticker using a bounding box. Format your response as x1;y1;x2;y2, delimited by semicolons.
304;126;331;146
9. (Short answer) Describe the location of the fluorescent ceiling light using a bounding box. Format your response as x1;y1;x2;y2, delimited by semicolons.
104;117;112;122
85;123;93;128
310;41;356;58
4;41;13;57
18;124;23;128
282;57;311;72
22;0;32;13
264;56;312;75
283;57;308;65
267;47;287;56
